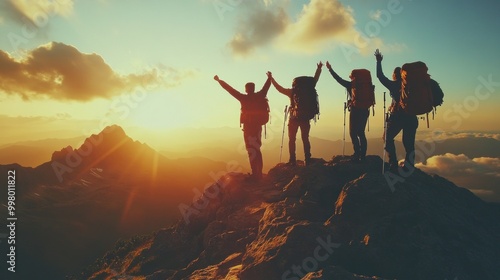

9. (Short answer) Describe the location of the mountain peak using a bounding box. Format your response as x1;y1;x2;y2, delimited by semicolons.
49;125;129;168
80;156;500;280
51;145;75;162
82;125;129;149
99;125;127;139
49;124;157;182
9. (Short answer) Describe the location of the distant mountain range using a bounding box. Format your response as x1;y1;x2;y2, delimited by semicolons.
159;132;500;204
4;128;499;169
0;125;231;280
0;136;85;167
160;134;500;173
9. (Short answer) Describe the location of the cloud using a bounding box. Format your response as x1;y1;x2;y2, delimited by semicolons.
0;42;191;101
417;153;500;177
0;0;74;27
227;0;388;56
419;130;500;142
416;153;500;202
228;4;288;56
279;0;356;52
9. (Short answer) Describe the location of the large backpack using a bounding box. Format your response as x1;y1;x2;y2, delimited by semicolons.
240;94;270;126
400;61;434;115
350;69;375;109
429;78;444;108
290;76;319;121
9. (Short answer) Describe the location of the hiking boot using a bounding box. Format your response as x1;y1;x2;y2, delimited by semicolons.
287;159;296;166
350;154;360;163
399;161;415;175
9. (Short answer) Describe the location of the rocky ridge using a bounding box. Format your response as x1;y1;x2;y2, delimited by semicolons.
79;156;500;280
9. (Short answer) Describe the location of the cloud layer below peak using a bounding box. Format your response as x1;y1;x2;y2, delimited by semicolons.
416;153;500;202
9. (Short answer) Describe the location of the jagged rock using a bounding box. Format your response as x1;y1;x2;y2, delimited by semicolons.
187;253;243;280
51;145;74;161
240;220;333;280
301;265;389;279
327;168;500;280
81;156;500;280
283;174;306;197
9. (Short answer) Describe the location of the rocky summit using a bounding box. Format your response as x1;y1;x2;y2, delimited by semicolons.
77;156;500;280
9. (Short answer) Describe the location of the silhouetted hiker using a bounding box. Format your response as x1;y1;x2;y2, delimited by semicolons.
214;73;272;181
326;61;375;162
375;49;418;172
268;62;323;166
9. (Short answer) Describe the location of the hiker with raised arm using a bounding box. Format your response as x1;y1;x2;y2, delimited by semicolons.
214;73;272;181
268;62;323;166
326;61;374;162
375;49;418;172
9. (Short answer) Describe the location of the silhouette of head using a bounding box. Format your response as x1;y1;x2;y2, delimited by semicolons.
393;67;402;81
292;76;315;91
245;82;255;94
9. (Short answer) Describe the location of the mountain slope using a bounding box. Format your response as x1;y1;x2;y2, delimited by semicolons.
78;156;500;280
0;125;231;280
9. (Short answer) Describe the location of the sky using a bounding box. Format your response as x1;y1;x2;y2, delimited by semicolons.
0;0;499;149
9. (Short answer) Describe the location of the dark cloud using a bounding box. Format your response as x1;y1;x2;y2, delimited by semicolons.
228;5;288;56
0;42;186;101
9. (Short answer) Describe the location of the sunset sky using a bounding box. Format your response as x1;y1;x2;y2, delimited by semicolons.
0;0;499;149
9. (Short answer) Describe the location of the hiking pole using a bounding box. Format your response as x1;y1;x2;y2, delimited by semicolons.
280;105;288;163
343;101;347;157
343;89;350;157
382;91;387;174
367;112;370;132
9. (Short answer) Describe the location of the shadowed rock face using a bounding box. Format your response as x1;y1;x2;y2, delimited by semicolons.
78;156;500;280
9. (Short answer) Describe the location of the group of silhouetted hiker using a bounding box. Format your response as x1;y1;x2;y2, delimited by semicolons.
215;49;444;181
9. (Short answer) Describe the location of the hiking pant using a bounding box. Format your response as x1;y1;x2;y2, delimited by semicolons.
243;123;263;176
349;107;370;158
385;112;418;166
288;118;311;161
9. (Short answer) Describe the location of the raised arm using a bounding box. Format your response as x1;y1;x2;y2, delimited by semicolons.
326;61;351;89
214;75;244;101
258;73;272;97
374;49;392;88
313;61;323;85
268;72;292;97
